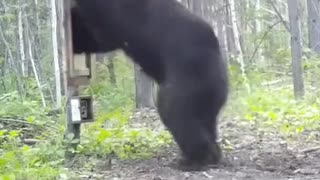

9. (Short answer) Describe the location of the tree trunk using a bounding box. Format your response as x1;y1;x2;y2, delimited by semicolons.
18;0;26;77
105;53;118;86
225;0;236;56
216;1;228;62
288;0;305;98
134;65;154;109
307;0;320;53
56;0;65;95
229;0;250;93
28;37;46;107
191;0;202;17
51;0;62;108
254;0;265;67
107;59;117;86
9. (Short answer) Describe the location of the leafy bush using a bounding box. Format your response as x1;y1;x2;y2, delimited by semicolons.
225;87;320;138
1;51;320;179
0;129;65;180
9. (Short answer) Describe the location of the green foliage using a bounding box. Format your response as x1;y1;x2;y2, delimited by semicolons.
0;91;41;117
0;139;65;180
225;85;320;138
0;95;170;180
272;47;291;65
0;54;171;178
78;126;172;159
0;122;65;180
0;91;66;179
303;53;320;88
75;52;172;159
0;0;319;178
83;51;135;113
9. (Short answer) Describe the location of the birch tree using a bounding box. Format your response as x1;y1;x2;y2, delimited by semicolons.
51;0;62;108
18;0;26;77
228;0;250;93
254;0;265;66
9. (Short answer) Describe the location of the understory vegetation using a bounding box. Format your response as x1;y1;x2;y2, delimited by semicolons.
1;51;320;179
1;0;320;178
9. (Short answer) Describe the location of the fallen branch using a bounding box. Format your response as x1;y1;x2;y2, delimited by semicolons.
300;146;320;154
22;138;43;146
261;78;290;86
0;117;60;131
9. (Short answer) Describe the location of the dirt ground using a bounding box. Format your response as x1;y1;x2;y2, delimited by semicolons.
70;109;320;180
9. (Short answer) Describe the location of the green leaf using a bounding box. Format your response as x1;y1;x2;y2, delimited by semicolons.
268;112;276;120
26;116;36;123
8;131;19;138
0;174;16;180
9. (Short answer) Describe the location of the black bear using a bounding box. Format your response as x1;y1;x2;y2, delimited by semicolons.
71;0;229;171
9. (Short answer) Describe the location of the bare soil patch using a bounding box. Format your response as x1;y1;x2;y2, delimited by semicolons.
70;109;320;180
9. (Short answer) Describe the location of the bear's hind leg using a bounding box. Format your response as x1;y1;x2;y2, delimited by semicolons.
156;85;215;171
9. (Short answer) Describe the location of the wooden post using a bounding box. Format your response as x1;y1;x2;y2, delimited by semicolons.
61;0;95;162
62;0;81;159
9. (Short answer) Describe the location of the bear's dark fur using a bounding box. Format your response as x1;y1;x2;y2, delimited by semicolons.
72;0;229;171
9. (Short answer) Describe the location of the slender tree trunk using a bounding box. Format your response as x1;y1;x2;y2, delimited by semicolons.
307;0;320;53
216;2;228;62
18;0;26;77
288;0;305;98
56;0;65;95
27;37;46;107
192;0;202;17
134;65;154;109
225;0;236;56
229;0;250;93
107;59;117;86
255;0;265;67
51;0;62;108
